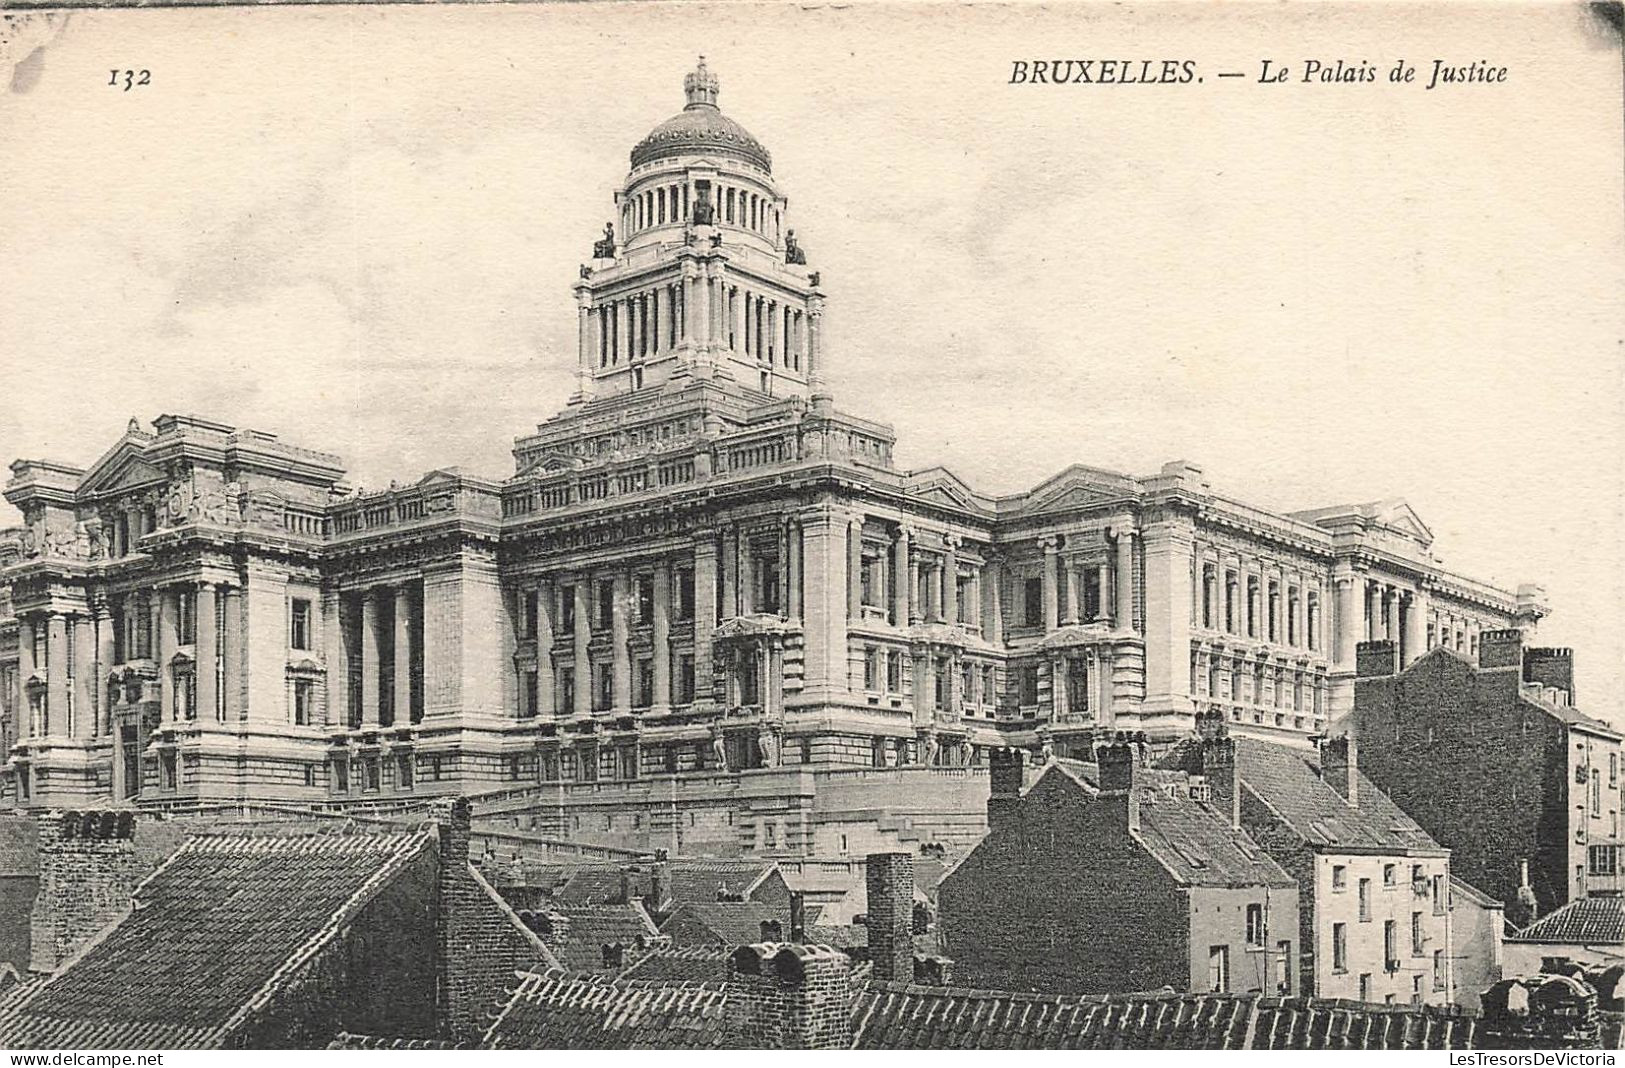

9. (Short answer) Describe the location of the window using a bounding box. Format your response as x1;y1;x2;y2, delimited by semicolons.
1020;665;1039;706
637;574;654;624
1411;911;1424;956
1332;864;1348;891
1358;878;1372;921
597;580;615;629
1023;578;1043;627
595;663;613;711
177;589;196;645
1411;975;1424;1005
1331;923;1348;973
887;651;904;693
864;646;881;691
397;753;413;790
1384;920;1399;969
333;758;349;792
162;752;177;790
677;654;696;705
559;666;575;713
1383;863;1397;887
636;660;654;708
290;599;312;650
1432;873;1446;915
365;757;380;792
303;765;317;788
522;592;538;639
1588;844;1619;876
1208;945;1229;993
677;570;695;620
1275;940;1292;994
523;670;539;717
1592;768;1602;817
561;586;577;633
1433;949;1446;991
1611;752;1618;787
1245;903;1265;946
293;679;314;726
1358;974;1372;1002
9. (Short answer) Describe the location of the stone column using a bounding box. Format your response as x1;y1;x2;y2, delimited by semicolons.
1141;521;1195;716
1365;581;1380;641
220;586;242;723
1041;538;1060;632
1334;571;1359;670
94;604;116;736
967;563;981;632
576;299;592;383
652;289;665;355
195;584;217;726
721;526;738;619
1094;564;1110;624
534;581;555;716
1063;558;1080;625
322;587;347;728
847;517;864;620
985;560;1004;643
393;584;413;725
800;508;850;699
942;538;959;626
907;542;922;625
70;615;92;737
652;564;671;712
360;588;381;727
1114;528;1135;631
776;523;791;617
786;520;802;619
573;580;592;716
1051;654;1067;720
693;538;718;702
1384;587;1400;649
154;595;175;723
1404;585;1429;667
612;570;631;712
807;295;826;392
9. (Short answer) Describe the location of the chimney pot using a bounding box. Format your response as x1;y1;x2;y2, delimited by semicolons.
1320;735;1359;808
1479;629;1524;670
1356;640;1398;677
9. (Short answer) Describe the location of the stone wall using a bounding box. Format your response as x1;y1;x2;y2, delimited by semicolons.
28;810;142;973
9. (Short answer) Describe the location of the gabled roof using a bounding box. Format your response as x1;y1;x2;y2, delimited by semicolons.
1040;762;1295;889
547;859;781;913
1289;498;1434;546
1509;897;1625;946
0;828;435;1050
483;969;731;1049
617;945;731;984
661;900;790;947
523;903;660;974
1230;738;1442;854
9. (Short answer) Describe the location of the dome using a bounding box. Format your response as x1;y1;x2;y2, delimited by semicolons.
629;59;772;174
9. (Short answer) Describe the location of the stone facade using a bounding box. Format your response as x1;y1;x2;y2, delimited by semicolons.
1352;632;1624;923
0;61;1546;819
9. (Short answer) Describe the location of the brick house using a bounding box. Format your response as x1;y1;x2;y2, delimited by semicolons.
1179;719;1455;1005
0;800;552;1049
1352;632;1623;923
937;744;1300;996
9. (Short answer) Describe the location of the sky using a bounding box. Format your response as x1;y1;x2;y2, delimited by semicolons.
1;3;1621;722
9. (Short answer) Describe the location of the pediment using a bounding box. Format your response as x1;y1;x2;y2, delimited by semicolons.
905;468;978;511
1372;500;1433;545
519;452;580;478
78;442;166;499
1023;465;1137;514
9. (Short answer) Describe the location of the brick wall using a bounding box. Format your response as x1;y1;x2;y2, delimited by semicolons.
724;943;853;1049
1354;652;1571;921
29;810;142;973
938;771;1191;994
864;852;913;983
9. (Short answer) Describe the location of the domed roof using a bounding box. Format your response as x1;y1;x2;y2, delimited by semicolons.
630;59;772;174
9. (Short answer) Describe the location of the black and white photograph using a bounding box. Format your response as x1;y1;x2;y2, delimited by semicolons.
0;0;1621;1054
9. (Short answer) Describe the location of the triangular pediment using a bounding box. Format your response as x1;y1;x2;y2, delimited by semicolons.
1371;499;1433;545
905;468;978;511
1023;465;1138;514
518;452;580;478
77;441;166;499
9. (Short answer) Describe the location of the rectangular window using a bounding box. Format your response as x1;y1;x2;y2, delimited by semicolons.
677;570;695;620
864;646;881;691
1332;923;1348;973
861;556;878;607
636;660;654;708
365;757;380;792
637;575;654;625
1275;940;1292;994
1411;975;1424;1005
1411;911;1424;956
397;753;413;790
1359;974;1372;1002
1023;578;1043;627
1332;865;1348;891
1358;878;1372;921
1384;920;1398;969
293;679;314;726
1383;863;1397;887
1588;844;1619;876
1433;873;1446;915
595;663;613;711
559;666;575;713
677;655;696;704
1208;945;1229;993
290;598;312;651
560;586;577;633
523;670;539;717
522;592;538;639
1245;903;1265;947
177;589;196;646
597;580;615;630
1433;949;1446;991
1020;665;1039;706
887;651;904;693
934;658;949;710
333;758;349;792
1592;768;1602;816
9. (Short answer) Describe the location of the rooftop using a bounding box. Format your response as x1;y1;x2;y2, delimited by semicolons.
1511;897;1625;946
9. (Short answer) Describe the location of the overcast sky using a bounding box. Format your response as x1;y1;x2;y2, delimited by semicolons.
1;3;1621;722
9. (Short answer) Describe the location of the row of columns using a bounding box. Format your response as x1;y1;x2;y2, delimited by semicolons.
723;285;805;370
1196;556;1319;652
589;283;684;368
621;180;782;242
1039;530;1135;631
1197;648;1324;716
350;583;420;729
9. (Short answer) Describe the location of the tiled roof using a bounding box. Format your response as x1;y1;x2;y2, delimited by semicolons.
668;860;778;905
523;903;660;974
808;924;868;950
552;859;780;911
1510;897;1625;945
662;900;790;947
1230;738;1441;853
1045;762;1295;889
553;864;632;905
618;945;731;983
483;969;730;1049
1;828;433;1050
849;984;1482;1050
327;1033;464;1049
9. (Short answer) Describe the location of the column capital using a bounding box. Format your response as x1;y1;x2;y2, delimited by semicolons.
1040;536;1059;554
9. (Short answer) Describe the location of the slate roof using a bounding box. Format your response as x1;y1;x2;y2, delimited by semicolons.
522;903;660;974
483;969;731;1049
1229;738;1442;854
552;859;780;911
1045;762;1296;889
0;828;434;1049
1510;897;1625;945
666;860;779;906
662;900;791;946
617;945;732;984
327;1033;464;1050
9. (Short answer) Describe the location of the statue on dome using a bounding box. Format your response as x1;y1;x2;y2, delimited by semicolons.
784;230;807;265
579;264;593;280
691;190;715;226
592;223;616;259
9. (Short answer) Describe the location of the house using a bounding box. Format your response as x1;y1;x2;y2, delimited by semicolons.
938;743;1300;996
0;800;552;1049
515;902;660;974
1449;877;1505;1010
1352;632;1624;922
662;899;793;948
1505;897;1625;975
1169;714;1456;1005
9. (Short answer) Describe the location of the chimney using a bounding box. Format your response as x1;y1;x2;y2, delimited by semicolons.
650;855;670;914
1480;974;1602;1050
1479;628;1524;670
987;747;1025;833
1199;736;1239;830
1356;640;1398;678
29;810;141;974
789;891;807;943
430;796;508;1044
725;943;853;1049
1524;648;1576;706
601;942;625;970
1095;742;1140;835
1320;735;1358;808
760;918;783;941
1194;709;1227;742
864;852;914;984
